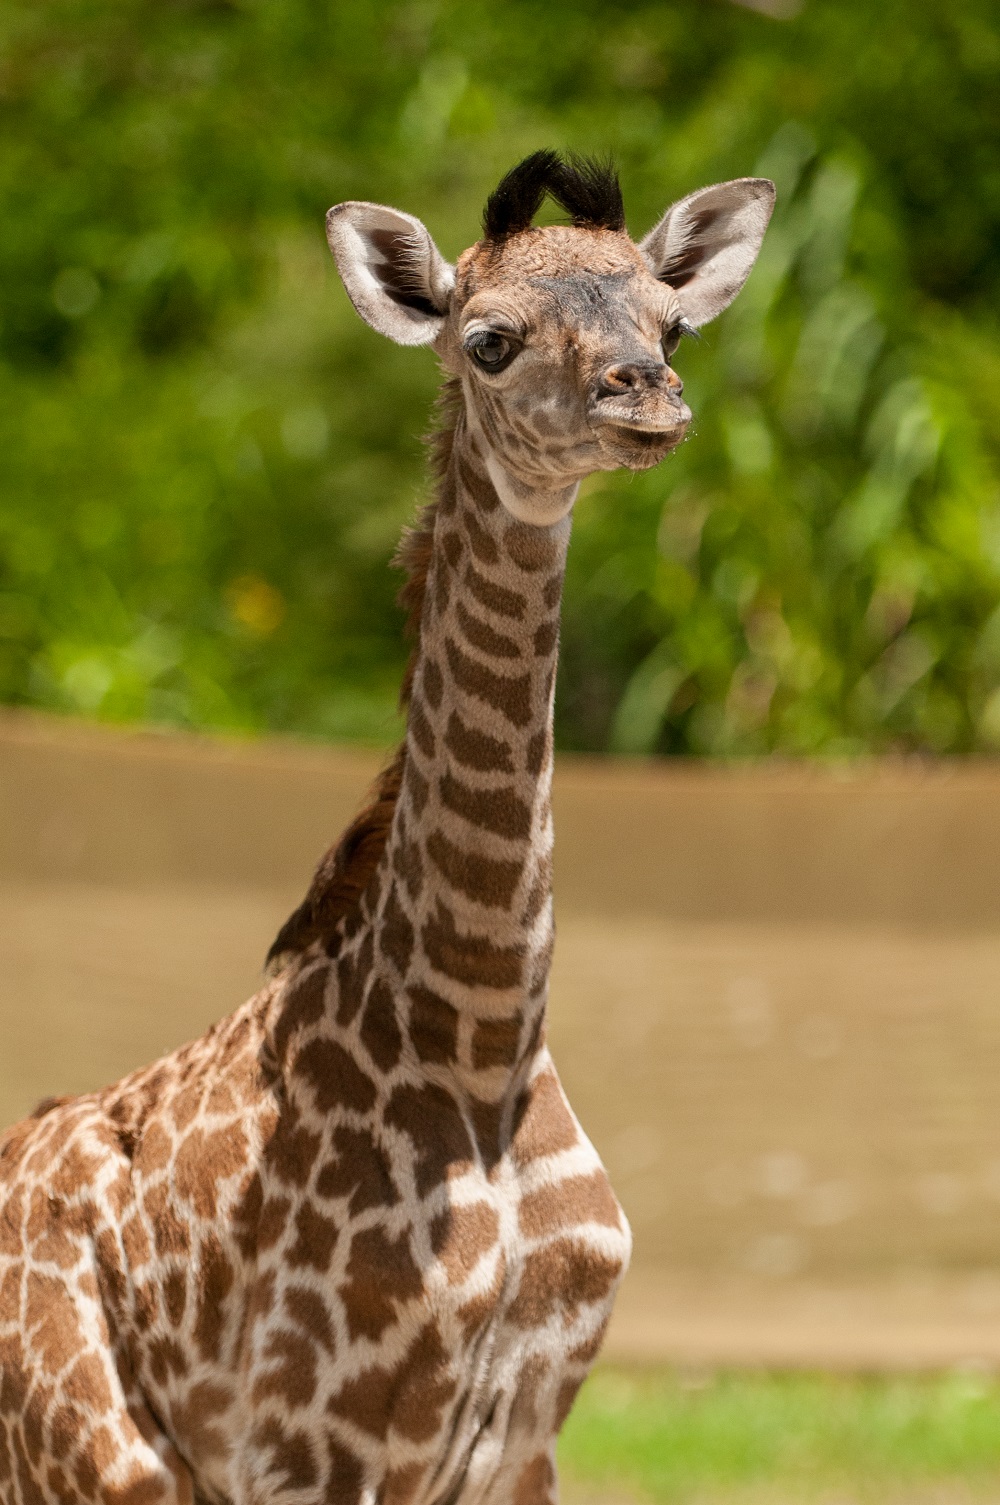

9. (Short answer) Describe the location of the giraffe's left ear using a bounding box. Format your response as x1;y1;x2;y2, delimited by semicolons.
640;178;775;328
326;201;455;346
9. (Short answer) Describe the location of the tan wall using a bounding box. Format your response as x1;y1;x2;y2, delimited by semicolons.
5;710;1000;1367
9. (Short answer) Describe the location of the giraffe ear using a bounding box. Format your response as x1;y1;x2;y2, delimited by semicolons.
639;178;775;328
325;201;455;346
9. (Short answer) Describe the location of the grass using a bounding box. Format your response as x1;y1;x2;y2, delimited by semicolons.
558;1367;1000;1504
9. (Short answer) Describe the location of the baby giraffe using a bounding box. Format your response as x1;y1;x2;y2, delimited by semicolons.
0;153;772;1505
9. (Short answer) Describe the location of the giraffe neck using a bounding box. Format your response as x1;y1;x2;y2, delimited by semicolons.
369;401;571;1102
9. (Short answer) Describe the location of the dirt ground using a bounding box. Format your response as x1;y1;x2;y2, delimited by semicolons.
5;711;1000;1369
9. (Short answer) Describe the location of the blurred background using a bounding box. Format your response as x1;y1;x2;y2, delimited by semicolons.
4;0;1000;1500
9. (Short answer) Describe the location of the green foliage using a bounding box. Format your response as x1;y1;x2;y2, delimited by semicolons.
1;0;999;752
558;1367;1000;1500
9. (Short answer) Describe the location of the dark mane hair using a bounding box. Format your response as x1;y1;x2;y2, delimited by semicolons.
482;150;625;241
266;381;462;972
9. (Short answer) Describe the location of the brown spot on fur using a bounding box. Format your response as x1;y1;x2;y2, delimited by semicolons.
392;1321;458;1442
569;1315;611;1365
519;1171;622;1239
169;1379;233;1464
533;621;558;656
543;572;563;609
426;828;523;908
405;753;430;816
444;710;515;774
232;1172;263;1259
507;1239;621;1328
163;1269;186;1328
406;984;459;1064
325;1438;363;1504
423;656;444;709
29;1203;85;1271
0;1337;29;1416
464;562;526;620
462;506;500;565
23;1382;48;1465
328;1363;395;1436
555;1376;584;1427
252;1418;318;1494
445;636;532;727
136;1121;171;1175
252;1328;318;1409
380;883;414;977
253;1197;289;1262
0;1187;25;1258
505;524;559;573
472;1014;522;1070
63;1353;114;1414
410;699;436;758
456;600;521;659
316;1125;398;1215
514;1453;556;1505
339;1225;422;1341
264;1107;321;1188
393;829;424;901
174;1125;249;1220
296;1038;376;1115
25;1274;86;1379
194;1235;234;1362
439;770;532;839
385;1081;474;1195
511;1069;579;1165
285;1284;336;1354
382;1463;425;1505
458;450;499;512
434;558;451;613
360;976;403;1071
169;1083;202;1136
49;1403;85;1464
430;1202;500;1283
442;530;463;567
422;901;524;989
272;966;328;1062
288;1203;339;1272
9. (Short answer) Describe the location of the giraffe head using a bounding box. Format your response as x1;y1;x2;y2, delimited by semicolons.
327;151;773;521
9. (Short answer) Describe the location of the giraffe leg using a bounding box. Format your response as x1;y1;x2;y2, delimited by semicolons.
0;1265;195;1505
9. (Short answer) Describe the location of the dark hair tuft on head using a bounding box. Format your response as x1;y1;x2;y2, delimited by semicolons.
483;150;625;240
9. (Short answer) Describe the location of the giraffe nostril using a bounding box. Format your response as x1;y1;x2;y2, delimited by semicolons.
595;360;670;400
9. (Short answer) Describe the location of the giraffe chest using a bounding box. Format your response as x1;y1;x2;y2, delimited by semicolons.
129;1056;630;1505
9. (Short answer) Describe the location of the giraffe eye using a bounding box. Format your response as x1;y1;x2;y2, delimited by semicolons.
662;317;697;361
466;332;516;372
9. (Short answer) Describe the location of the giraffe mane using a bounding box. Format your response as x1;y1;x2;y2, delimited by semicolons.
482;149;625;241
265;379;462;973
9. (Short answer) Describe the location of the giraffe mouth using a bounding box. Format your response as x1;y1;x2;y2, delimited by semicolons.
600;420;688;450
591;401;691;442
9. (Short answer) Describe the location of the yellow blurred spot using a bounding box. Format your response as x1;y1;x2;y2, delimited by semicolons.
227;575;285;636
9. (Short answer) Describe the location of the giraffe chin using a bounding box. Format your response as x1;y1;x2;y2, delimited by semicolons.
597;420;689;471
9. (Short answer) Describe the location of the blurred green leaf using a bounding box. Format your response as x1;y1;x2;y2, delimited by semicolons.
0;0;998;755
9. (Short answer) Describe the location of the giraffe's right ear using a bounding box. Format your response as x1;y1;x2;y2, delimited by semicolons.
325;202;455;346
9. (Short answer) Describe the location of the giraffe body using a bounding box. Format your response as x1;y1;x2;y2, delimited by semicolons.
0;154;772;1505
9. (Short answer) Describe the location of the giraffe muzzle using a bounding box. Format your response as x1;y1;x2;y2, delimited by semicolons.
589;359;692;440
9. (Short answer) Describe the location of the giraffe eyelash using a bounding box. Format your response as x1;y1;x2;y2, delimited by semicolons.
464;328;521;350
